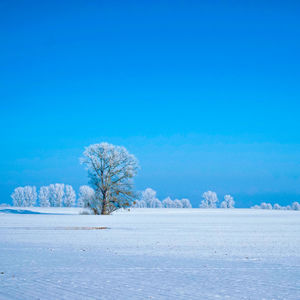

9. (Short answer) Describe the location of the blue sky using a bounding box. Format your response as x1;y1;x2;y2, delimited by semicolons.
1;0;300;207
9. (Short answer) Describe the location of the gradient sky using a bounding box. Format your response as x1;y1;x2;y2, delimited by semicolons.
1;0;300;207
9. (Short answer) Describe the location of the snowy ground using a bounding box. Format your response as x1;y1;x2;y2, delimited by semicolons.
0;208;299;300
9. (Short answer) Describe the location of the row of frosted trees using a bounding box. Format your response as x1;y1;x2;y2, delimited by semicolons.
251;202;300;210
134;189;235;209
198;191;235;208
197;191;300;210
10;186;234;208
134;188;192;208
10;184;94;207
12;185;299;210
10;185;193;208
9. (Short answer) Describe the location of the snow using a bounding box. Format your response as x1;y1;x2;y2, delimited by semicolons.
0;208;299;299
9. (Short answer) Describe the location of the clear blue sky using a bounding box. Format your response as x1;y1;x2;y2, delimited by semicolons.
1;0;300;207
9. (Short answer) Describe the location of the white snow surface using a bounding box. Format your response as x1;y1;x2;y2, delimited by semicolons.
0;208;299;299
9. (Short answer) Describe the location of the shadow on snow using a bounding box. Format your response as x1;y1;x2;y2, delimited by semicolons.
0;209;54;215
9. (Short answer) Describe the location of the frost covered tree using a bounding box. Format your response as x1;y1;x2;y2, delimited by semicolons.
39;186;50;207
81;142;139;215
38;184;75;207
273;203;282;210
139;200;147;208
78;185;95;207
292;202;300;211
162;197;174;208
174;199;183;208
141;188;158;208
251;205;260;209
64;185;76;207
11;187;25;206
181;198;192;208
48;184;65;207
24;186;37;206
260;202;272;209
200;191;218;208
220;195;235;208
149;198;162;208
11;186;37;207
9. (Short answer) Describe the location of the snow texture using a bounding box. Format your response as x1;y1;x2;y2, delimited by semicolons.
0;208;299;300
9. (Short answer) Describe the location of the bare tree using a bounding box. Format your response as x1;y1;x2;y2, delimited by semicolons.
80;142;139;215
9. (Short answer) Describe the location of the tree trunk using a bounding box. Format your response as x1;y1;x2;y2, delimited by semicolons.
92;208;99;215
101;192;109;215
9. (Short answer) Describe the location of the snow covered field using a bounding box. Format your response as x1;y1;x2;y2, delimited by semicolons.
0;208;299;300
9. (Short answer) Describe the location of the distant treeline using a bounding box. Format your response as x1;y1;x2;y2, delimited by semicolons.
251;202;300;210
9;185;300;210
10;184;92;208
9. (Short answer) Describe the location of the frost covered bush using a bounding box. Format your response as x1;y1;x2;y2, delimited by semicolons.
260;202;273;210
181;198;192;208
200;191;218;208
251;205;261;209
273;203;292;210
162;197;175;208
251;203;273;209
273;203;282;210
11;186;37;207
220;195;235;208
137;195;193;208
292;202;300;211
252;202;300;211
133;195;192;209
173;199;183;208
